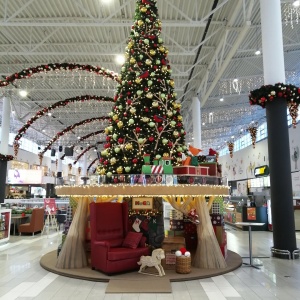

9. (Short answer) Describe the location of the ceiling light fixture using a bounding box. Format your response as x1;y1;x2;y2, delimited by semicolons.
19;90;28;97
115;54;125;65
48;112;52;116
254;26;261;55
293;1;300;7
220;97;224;102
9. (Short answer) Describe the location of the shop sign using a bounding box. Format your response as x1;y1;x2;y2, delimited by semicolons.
254;165;269;177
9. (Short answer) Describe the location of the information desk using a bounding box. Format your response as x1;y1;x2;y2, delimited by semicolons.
235;222;265;269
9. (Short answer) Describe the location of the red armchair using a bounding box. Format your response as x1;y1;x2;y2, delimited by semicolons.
89;201;149;274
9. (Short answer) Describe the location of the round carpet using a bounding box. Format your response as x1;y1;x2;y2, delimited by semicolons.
40;250;242;282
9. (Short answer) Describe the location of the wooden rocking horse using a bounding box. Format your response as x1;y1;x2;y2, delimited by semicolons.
137;248;166;276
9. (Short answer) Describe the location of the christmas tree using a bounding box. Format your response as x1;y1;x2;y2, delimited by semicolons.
97;0;187;177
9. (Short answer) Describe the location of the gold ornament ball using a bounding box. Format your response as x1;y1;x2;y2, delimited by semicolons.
128;41;134;49
146;92;153;99
150;49;156;56
137;20;144;26
162;65;168;72
117;166;123;174
159;46;165;52
130;107;136;114
99;168;106;175
110;157;117;165
117;121;123;128
140;6;147;13
125;143;133;150
152;101;159;107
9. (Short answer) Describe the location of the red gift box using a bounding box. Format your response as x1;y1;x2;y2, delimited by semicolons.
184;222;197;234
195;166;209;176
173;166;197;175
185;233;198;250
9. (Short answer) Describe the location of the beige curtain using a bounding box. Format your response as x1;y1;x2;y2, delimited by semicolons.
56;196;90;269
165;195;227;269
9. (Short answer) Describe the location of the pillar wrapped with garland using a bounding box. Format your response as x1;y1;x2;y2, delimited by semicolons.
249;82;299;258
97;0;187;177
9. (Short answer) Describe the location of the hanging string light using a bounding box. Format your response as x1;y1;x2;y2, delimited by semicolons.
283;1;300;29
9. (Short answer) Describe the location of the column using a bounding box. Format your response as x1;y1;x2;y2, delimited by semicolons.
0;96;11;154
192;96;201;149
0;96;11;202
80;153;88;184
82;153;87;177
260;0;297;258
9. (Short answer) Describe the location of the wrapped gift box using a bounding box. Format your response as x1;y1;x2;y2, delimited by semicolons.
184;222;197;234
210;214;224;226
165;230;184;237
161;253;176;270
184;233;198;250
195;166;209;176
165;252;176;264
162;236;186;252
170;210;184;220
170;219;184;231
173;166;197;175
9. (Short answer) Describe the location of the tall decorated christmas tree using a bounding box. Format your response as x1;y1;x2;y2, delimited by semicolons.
97;0;187;177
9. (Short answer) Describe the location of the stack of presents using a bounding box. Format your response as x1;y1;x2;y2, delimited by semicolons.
210;197;227;259
162;209;198;269
162;197;227;269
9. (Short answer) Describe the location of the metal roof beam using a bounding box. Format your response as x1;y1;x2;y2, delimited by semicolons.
0;20;208;27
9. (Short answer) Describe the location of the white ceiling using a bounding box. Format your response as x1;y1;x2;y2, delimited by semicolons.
0;0;299;165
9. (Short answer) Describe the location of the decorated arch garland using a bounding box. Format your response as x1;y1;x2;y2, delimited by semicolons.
249;83;300;127
38;117;109;164
13;95;113;146
87;158;98;173
0;63;120;87
73;142;104;165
